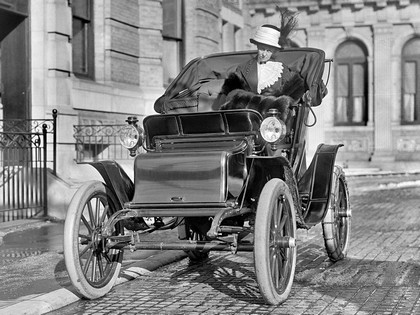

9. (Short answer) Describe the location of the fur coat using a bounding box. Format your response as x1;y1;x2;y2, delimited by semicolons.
217;56;306;118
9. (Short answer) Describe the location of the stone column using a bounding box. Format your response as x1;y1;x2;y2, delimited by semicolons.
306;27;326;161
371;24;394;163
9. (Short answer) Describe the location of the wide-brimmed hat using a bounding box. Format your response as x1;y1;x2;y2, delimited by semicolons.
250;25;282;49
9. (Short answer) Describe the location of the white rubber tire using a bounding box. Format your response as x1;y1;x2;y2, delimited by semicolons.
254;178;297;305
64;180;123;299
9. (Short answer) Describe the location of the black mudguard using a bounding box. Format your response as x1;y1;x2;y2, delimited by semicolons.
245;155;307;228
89;161;134;208
298;143;343;227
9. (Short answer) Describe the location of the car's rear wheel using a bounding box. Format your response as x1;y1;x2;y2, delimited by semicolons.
64;181;124;299
178;218;210;262
254;178;297;305
322;166;351;262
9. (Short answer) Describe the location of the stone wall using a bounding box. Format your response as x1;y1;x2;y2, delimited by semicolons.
28;0;248;182
248;0;420;168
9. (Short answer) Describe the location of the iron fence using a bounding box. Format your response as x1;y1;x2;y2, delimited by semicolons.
0;110;57;222
73;124;132;163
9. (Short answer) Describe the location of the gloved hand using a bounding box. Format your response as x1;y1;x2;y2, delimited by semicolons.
302;90;312;105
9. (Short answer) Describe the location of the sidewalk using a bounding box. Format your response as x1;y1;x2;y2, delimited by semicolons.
0;219;187;315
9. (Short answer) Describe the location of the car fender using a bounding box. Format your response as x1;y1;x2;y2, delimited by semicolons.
297;143;343;227
88;161;134;208
245;155;300;211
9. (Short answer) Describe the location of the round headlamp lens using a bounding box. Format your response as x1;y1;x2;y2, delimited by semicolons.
119;125;141;149
260;116;286;143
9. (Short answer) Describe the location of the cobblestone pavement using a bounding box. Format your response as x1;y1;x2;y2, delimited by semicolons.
50;178;420;315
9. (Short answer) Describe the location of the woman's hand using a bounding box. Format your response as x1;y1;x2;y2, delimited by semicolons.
302;90;312;105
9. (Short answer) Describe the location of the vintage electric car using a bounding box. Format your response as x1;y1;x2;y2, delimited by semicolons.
63;47;351;305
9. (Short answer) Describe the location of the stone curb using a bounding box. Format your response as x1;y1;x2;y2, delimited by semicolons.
345;169;420;177
0;250;187;315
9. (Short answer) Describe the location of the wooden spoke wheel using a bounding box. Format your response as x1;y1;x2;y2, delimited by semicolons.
322;166;351;262
64;181;124;299
254;179;297;305
178;219;210;262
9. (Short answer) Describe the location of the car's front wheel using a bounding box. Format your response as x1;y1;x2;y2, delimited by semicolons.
64;181;124;299
254;178;297;305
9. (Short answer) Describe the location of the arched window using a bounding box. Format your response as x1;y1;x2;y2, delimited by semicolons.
334;40;368;125
401;38;420;124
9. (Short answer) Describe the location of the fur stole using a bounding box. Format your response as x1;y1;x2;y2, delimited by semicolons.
220;89;293;121
220;68;306;101
218;68;305;117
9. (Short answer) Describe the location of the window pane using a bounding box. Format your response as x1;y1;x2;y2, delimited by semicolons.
337;64;348;96
403;38;420;57
73;0;90;20
335;40;368;125
336;97;348;122
72;19;86;74
336;41;366;60
403;61;416;94
353;96;364;122
352;64;365;122
403;93;416;122
162;0;182;39
353;64;364;96
72;0;93;79
402;38;420;123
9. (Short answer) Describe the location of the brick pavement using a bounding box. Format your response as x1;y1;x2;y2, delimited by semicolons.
50;182;420;315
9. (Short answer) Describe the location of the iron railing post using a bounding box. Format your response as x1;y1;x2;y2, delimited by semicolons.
52;109;57;176
42;124;48;217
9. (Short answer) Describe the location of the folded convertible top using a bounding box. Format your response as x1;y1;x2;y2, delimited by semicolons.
154;48;327;113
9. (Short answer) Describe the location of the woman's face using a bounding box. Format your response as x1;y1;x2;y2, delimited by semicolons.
256;43;275;63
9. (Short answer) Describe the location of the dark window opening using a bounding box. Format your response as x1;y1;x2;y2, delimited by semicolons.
162;0;183;87
72;0;94;79
334;40;368;126
401;38;420;124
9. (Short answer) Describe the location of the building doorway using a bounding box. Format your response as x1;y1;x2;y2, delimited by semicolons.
0;1;29;120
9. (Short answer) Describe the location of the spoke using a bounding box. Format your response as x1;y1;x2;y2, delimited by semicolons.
278;251;284;279
97;254;105;278
81;214;93;233
83;249;94;275
100;204;109;226
273;254;280;289
279;210;288;231
281;251;289;281
337;184;344;209
102;250;113;264
278;247;286;261
91;255;98;282
278;197;288;231
95;198;101;226
79;242;93;257
87;201;95;229
79;237;90;246
273;199;281;229
78;233;92;241
270;248;278;286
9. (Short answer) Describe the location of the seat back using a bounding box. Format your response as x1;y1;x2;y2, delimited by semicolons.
143;109;262;151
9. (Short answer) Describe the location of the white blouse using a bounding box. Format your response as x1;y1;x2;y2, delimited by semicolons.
257;61;284;94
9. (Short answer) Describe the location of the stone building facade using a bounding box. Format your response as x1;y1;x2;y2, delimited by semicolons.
248;0;420;170
0;0;251;217
2;0;420;217
0;0;251;184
